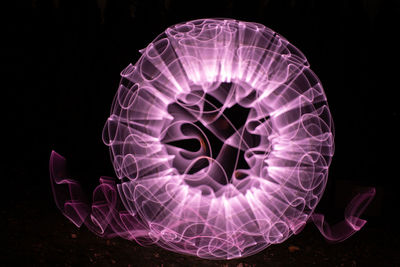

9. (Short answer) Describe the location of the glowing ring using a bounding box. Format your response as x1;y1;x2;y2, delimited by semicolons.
101;18;334;259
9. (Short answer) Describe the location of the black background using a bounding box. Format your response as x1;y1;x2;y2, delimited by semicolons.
3;0;399;266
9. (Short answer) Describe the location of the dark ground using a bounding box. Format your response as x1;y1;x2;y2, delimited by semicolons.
3;195;399;266
3;0;400;266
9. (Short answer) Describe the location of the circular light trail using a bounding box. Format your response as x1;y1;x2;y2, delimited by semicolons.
50;18;375;260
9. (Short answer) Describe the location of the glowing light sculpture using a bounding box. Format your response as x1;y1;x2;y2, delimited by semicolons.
50;18;375;260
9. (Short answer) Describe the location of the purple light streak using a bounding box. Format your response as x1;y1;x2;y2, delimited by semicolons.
50;18;375;260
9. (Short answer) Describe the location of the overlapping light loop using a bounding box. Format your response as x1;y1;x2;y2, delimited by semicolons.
50;18;375;260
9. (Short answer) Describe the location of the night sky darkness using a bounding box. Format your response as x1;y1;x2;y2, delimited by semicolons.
3;0;400;266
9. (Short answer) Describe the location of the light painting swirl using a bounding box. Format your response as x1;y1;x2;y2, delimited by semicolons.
50;18;375;260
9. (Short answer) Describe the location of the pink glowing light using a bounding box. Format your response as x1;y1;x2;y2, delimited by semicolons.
50;18;375;260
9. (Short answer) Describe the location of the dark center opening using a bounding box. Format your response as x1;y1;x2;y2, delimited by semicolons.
165;82;265;185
